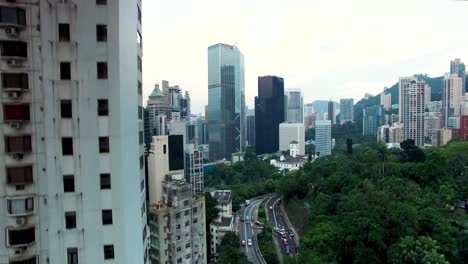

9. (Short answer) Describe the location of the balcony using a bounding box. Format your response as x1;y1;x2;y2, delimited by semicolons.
6;196;34;216
0;7;26;30
0;41;27;67
5;136;32;156
6;226;35;247
2;73;28;100
6;166;33;185
3;104;30;125
9;255;38;264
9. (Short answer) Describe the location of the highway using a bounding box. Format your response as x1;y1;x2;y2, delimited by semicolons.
238;198;266;264
266;195;298;256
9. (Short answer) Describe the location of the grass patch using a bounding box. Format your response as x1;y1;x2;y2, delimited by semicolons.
258;226;280;264
258;206;267;224
284;198;311;237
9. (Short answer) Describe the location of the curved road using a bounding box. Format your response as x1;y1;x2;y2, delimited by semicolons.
239;198;266;264
266;195;298;256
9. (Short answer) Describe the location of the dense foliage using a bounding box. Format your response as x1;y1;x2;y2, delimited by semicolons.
280;140;468;264
204;192;221;262
217;232;250;264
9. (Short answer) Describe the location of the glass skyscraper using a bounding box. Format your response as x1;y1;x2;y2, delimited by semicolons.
207;43;245;160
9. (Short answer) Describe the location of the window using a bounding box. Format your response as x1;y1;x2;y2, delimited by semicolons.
2;73;28;89
184;210;189;216
176;247;181;252
104;245;114;259
175;213;180;219
183;200;189;206
5;136;31;153
10;256;37;264
6;166;33;185
60;62;71;80
61;100;72;118
67;248;78;264
100;173;111;189
137;81;142;94
96;0;107;5
186;243;190;249
65;211;76;229
138;106;143;119
185;221;189;227
163;144;166;154
140;179;144;193
140;155;144;169
3;104;30;121
137;5;142;23
62;138;73;155
97;62;108;79
96;25;107;42
98;99;108;116
63;175;75;193
139;131;143;144
137;56;142;72
0;41;27;57
99;137;109;153
0;7;26;26
58;24;70;42
102;209;113;225
7;227;35;246
7;197;34;215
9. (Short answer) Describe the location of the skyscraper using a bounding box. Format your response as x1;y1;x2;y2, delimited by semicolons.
401;78;426;146
450;58;466;93
442;73;463;127
255;76;285;155
0;1;147;263
246;115;256;148
285;89;303;123
315;120;332;157
279;123;305;155
327;100;337;125
207;43;245;161
363;105;385;136
339;98;354;124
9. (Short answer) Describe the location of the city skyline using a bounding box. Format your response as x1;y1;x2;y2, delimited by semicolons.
141;0;468;114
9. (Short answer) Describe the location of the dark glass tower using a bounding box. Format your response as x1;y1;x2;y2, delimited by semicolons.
207;43;245;161
255;76;285;155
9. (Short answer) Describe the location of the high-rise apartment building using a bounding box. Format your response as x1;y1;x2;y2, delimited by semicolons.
450;58;466;93
285;89;303;123
424;112;442;141
209;190;235;262
327;100;337;125
424;84;431;107
442;73;463;127
207;43;245;161
377;122;404;144
401;78;426;146
363;105;385;136
185;143;204;193
339;98;354;124
279;123;305;155
255;76;285;155
0;1;147;263
315;120;332;157
381;92;392;110
246;114;255;147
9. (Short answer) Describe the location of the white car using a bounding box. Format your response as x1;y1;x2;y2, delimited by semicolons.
247;239;253;246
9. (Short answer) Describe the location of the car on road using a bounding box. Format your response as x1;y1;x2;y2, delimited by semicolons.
247;239;252;246
283;239;288;246
289;232;294;238
241;240;246;247
254;220;264;227
240;217;244;222
282;232;287;238
268;206;273;211
245;215;250;222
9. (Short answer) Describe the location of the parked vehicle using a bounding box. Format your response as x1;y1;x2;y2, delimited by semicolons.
254;220;264;226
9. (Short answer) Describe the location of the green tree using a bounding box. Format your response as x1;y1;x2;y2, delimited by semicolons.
205;192;221;262
217;232;250;264
388;236;449;264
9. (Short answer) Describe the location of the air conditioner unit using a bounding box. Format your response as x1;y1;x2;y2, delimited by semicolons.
13;153;24;160
6;59;23;68
10;122;23;129
16;217;27;225
5;27;18;36
7;91;21;99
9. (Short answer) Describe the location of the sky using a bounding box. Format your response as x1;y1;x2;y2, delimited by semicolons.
141;0;468;114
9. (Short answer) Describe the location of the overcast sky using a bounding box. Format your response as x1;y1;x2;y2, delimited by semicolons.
141;0;468;114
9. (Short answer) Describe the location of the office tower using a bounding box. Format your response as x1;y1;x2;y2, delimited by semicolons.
304;103;314;117
209;190;235;262
148;175;207;264
327;100;337;125
146;85;172;145
207;43;245;161
196;117;208;145
255;76;285;155
186;121;197;144
381;92;392;110
279;123;305;155
156;115;167;136
246;115;256;147
339;98;354;124
0;1;147;263
148;135;185;204
315;120;332;157
448;116;461;129
185;143;204;193
442;73;463;127
285;89;303;123
401;78;426;146
451;58;466;93
363;105;385;136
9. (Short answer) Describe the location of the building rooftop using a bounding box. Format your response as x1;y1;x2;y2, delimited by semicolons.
280;154;307;163
213;190;232;205
290;140;298;144
149;85;164;97
214;216;233;227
